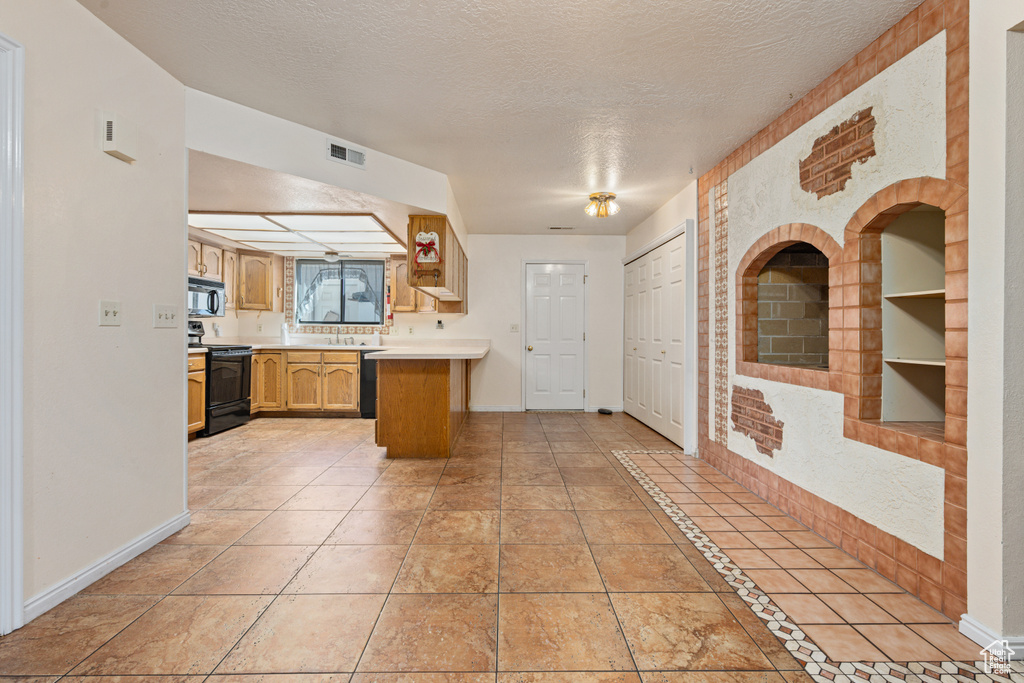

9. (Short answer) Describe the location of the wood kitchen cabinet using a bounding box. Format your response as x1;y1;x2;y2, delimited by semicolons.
251;351;283;412
188;240;203;277
188;239;224;280
284;351;360;411
390;255;435;313
223;249;237;309
406;215;468;314
237;251;284;312
187;354;206;434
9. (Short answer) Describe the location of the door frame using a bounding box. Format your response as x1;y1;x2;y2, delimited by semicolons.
0;31;26;635
520;260;589;412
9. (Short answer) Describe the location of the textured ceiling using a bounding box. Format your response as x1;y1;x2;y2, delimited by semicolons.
82;0;921;235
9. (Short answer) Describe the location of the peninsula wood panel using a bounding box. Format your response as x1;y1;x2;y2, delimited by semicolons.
376;358;469;458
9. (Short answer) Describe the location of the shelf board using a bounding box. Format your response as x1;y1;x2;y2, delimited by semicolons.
883;289;945;300
884;358;946;367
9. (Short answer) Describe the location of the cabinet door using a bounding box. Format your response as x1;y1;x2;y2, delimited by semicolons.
201;244;223;280
272;254;285;313
187;370;206;433
187;240;203;277
260;353;284;408
391;257;418;312
251;355;261;412
223;250;237;309
323;363;359;411
286;363;321;410
238;253;273;310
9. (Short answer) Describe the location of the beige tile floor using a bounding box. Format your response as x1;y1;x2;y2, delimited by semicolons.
0;412;982;678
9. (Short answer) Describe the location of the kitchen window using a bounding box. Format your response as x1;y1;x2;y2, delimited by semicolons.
295;259;385;325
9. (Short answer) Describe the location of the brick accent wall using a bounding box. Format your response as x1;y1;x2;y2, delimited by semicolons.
697;0;970;620
757;246;829;367
730;387;784;456
800;107;877;198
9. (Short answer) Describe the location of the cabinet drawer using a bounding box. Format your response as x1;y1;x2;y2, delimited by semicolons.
287;351;322;364
323;351;359;364
187;355;206;372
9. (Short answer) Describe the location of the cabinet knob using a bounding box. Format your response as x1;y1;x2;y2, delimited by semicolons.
527;345;533;352
633;347;637;351
661;350;666;354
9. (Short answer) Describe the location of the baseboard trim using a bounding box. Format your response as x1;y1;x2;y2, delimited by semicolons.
23;511;190;622
470;405;522;412
959;614;1024;658
587;405;624;413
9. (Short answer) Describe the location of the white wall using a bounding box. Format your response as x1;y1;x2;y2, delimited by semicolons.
3;0;188;603
966;0;1024;641
625;180;698;255
186;89;450;216
721;34;949;558
395;234;626;411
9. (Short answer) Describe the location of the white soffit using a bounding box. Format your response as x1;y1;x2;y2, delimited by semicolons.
271;214;383;232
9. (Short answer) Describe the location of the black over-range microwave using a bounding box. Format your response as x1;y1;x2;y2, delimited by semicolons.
188;276;226;317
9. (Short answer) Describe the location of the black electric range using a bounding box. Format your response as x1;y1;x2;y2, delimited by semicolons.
188;321;252;436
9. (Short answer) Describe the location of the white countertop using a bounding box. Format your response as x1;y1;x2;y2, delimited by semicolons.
365;342;490;360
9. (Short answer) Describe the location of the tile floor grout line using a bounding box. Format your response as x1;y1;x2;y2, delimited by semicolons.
612;449;1021;683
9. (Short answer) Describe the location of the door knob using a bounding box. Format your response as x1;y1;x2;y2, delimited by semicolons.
527;346;533;351
633;347;637;351
661;350;666;354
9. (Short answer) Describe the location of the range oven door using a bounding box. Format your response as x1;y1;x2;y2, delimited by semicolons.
207;348;252;408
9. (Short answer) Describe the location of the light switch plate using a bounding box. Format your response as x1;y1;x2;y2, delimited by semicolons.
153;304;179;328
99;300;121;326
510;323;520;333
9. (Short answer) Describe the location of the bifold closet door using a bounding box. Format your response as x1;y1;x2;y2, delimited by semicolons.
623;234;686;446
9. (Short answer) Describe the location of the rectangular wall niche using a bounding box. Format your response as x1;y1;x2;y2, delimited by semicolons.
757;244;829;368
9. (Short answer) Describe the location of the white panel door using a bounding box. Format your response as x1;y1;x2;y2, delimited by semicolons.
663;237;686;445
635;260;650;420
525;263;586;410
648;245;668;434
623;261;638;416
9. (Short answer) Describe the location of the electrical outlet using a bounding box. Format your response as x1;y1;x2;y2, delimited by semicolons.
257;323;263;333
153;304;179;328
510;323;520;333
408;326;414;335
99;300;121;326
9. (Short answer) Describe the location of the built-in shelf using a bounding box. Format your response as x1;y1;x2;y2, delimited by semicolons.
884;358;946;367
884;289;945;300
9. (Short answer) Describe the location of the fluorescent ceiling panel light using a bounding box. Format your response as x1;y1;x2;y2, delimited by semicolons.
239;242;327;251
323;243;406;253
203;229;310;242
188;213;283;231
271;214;382;232
301;231;396;243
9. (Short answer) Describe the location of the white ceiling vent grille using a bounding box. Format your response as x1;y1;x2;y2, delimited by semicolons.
548;226;575;231
326;139;367;169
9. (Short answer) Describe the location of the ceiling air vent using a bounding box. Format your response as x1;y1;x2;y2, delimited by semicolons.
548;226;574;231
326;139;367;169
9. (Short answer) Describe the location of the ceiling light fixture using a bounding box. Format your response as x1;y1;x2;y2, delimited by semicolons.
584;192;619;218
323;251;341;263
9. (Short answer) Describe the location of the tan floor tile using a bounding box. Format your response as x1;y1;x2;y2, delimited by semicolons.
189;486;233;508
803;547;863;568
787;569;857;593
742;570;809;594
549;441;602;453
718;593;804;670
576;510;672;544
504;674;641;683
592;545;708;592
374;468;443;487
769;594;843;624
311;467;386;486
694;517;737;532
501;485;573;510
566;486;645;510
611;592;772;670
285;545;407;593
742;532;796;549
217;594;385;673
763;548;823;569
498;593;634;671
237;510;347;545
552;452;612;468
833;568;902;592
499;510;585;544
72;595;272;675
414;510;500;544
724;517;773;532
723;549;780;569
641;673;785;683
174;545;316;594
819;593;899;624
245;467;326;487
437;467;502;486
558;468;626;486
800;624;886;662
428;484;501;510
502;453;558;469
855;624;948;661
706;532;757;549
865;593;950;623
83;545;225;595
393;545;499;593
778;532;832;549
498;545;604;593
356;675;492;683
352;486;435;510
326;510;423;545
207;485;304;510
279;486;369;511
502;468;564;486
63;676;206;683
359;594;497;671
161;510;270;546
909;623;986;660
0;596;158;675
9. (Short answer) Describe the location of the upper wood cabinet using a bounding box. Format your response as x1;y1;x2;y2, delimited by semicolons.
188;239;223;280
223;249;237;309
187;240;203;277
407;215;468;313
390;255;435;313
237;251;273;311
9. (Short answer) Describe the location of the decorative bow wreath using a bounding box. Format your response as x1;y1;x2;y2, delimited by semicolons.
415;238;439;263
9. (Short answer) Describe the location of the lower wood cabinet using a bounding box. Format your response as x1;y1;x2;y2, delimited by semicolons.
252;351;284;412
187;354;206;434
284;351;360;411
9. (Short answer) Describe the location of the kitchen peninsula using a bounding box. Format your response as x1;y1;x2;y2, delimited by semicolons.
368;342;490;458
